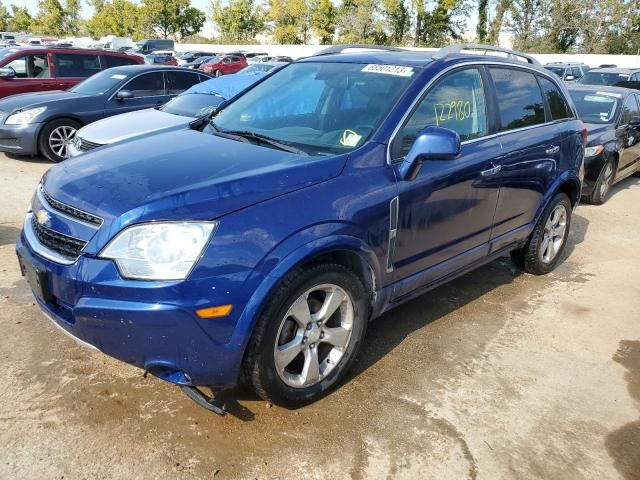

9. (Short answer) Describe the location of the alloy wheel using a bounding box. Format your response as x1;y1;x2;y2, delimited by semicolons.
540;204;568;264
599;163;614;200
49;125;77;159
274;284;354;388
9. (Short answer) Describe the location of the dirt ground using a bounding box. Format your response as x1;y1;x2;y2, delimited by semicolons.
0;153;639;480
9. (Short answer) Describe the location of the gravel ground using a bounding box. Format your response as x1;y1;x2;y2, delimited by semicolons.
0;154;639;480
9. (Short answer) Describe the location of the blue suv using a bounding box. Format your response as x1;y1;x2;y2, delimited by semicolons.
16;45;585;412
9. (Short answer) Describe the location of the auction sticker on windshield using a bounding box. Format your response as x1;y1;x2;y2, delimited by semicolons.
361;64;414;77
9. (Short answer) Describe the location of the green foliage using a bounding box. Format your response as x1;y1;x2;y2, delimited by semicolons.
33;0;67;36
337;0;387;44
0;2;10;31
268;0;312;44
311;0;336;44
86;0;143;39
382;0;410;44
8;5;33;32
141;0;206;40
211;0;264;42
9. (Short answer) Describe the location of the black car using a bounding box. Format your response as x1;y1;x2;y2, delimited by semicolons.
568;85;640;204
0;65;212;162
577;68;640;86
177;51;215;64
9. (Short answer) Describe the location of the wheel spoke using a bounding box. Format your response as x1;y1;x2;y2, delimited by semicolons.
288;296;312;327
300;347;320;386
315;287;345;322
322;326;350;349
275;337;304;372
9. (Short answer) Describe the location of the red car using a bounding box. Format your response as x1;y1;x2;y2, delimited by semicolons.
201;54;247;77
144;53;178;66
0;46;143;98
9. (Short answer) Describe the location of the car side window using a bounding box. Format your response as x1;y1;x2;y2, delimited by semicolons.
223;57;232;63
631;72;640;82
165;71;200;94
198;73;209;83
489;67;546;131
538;76;573;121
5;54;50;78
121;71;165;97
54;53;101;78
620;95;640;125
102;55;138;68
571;67;582;78
394;68;488;160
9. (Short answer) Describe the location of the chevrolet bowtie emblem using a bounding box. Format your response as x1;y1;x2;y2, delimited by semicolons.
35;209;50;226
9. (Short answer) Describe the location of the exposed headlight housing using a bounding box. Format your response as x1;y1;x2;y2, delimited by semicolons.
584;145;604;157
99;222;217;281
6;107;47;125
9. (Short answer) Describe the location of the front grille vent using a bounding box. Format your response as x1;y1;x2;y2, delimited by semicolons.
31;215;87;260
41;187;103;226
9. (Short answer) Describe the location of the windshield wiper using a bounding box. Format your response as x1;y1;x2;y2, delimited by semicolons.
211;127;308;156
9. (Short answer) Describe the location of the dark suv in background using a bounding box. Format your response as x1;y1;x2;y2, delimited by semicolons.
544;62;589;82
0;46;143;98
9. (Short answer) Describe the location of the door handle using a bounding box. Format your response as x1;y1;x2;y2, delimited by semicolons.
545;145;560;155
481;164;502;176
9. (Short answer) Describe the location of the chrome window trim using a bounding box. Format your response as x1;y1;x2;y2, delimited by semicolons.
23;213;78;265
38;184;103;228
386;60;575;165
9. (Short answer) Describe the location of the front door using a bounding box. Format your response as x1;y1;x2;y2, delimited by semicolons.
105;71;171;116
0;53;57;97
389;67;502;299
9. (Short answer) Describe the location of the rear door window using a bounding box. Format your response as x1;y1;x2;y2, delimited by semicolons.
165;71;201;94
538;76;573;121
54;53;101;78
5;54;50;78
489;67;546;131
121;71;165;97
102;55;139;68
571;67;582;79
621;95;640;125
393;68;488;159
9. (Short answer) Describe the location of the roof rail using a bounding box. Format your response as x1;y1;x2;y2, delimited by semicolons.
312;44;407;57
432;43;540;65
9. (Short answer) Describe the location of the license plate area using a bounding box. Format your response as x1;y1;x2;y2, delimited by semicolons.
17;253;53;303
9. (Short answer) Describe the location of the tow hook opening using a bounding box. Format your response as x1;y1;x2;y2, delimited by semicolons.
180;386;226;416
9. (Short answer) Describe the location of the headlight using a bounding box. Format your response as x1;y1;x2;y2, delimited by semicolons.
584;145;604;157
99;222;217;281
6;107;47;125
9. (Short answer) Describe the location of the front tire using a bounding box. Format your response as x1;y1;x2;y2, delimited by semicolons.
38;118;81;162
244;264;368;408
584;159;614;205
214;70;222;77
511;192;572;275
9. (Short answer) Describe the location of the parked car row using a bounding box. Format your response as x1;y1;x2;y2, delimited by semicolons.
12;44;640;416
545;61;640;87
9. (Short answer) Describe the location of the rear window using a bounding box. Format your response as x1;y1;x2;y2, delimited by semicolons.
538;77;573;121
54;53;101;78
490;67;546;131
545;66;565;78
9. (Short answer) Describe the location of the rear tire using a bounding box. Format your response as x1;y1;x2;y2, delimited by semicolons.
243;264;368;408
511;192;572;275
38;118;81;163
584;159;614;205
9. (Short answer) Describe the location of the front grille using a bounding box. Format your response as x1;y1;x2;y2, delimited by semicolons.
41;187;103;226
75;136;103;153
31;215;87;260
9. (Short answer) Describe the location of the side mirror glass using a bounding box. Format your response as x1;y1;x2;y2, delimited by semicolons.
0;67;16;78
399;126;462;181
115;89;133;100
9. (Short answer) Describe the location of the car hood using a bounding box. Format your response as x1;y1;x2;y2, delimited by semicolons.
0;90;89;112
77;108;191;145
584;122;615;145
44;129;347;245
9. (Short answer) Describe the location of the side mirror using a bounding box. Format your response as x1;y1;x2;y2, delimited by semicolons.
629;116;640;129
0;67;16;78
565;75;575;81
115;89;133;101
399;126;462;181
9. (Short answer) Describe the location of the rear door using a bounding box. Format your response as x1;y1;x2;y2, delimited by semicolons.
389;67;502;296
104;70;168;115
0;52;57;97
617;94;640;175
488;67;574;250
164;70;201;95
52;52;101;90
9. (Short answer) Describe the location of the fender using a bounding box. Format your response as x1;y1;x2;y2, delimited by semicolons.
227;232;383;352
532;169;582;227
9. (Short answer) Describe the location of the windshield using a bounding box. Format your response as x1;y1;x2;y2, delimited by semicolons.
578;71;630;86
239;63;276;75
569;90;621;124
161;93;225;118
545;66;565;77
69;70;129;95
213;62;416;155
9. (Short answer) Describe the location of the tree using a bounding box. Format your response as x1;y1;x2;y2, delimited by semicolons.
337;0;386;44
487;0;512;44
311;0;336;44
33;0;67;36
141;0;206;40
8;5;33;32
382;0;409;44
267;0;312;44
0;2;9;30
541;0;581;52
476;0;488;42
507;0;545;51
211;0;264;42
63;0;81;35
86;0;143;38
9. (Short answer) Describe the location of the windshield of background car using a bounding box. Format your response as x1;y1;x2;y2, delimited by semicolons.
578;71;630;85
569;90;621;124
545;66;565;77
213;62;417;155
161;93;225;117
69;69;128;95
